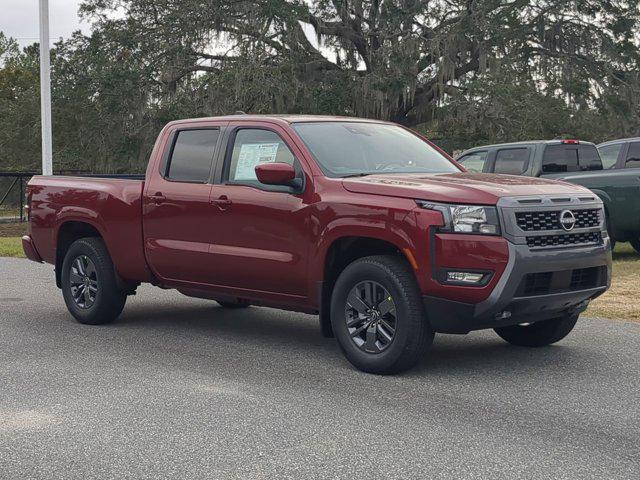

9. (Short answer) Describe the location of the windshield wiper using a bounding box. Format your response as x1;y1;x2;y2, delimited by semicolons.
341;172;372;178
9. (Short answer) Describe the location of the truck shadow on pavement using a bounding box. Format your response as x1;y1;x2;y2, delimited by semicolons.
108;300;593;379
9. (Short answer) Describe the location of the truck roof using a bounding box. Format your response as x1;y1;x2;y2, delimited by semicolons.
461;139;596;153
166;114;394;127
597;137;640;147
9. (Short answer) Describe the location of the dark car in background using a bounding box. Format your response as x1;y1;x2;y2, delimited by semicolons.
457;140;640;252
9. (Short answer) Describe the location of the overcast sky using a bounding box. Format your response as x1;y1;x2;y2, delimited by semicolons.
1;0;88;47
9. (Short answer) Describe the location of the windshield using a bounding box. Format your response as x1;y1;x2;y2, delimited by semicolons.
292;122;460;177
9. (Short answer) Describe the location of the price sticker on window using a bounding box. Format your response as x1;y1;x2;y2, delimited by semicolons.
234;143;280;180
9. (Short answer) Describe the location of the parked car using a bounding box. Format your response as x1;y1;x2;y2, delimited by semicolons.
597;137;640;170
457;139;640;251
22;116;611;374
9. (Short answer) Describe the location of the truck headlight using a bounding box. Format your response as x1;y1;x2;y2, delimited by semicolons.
416;201;501;235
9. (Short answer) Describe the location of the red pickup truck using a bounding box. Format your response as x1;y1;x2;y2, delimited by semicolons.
23;115;612;373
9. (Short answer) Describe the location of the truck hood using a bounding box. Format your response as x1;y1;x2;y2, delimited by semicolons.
342;173;592;205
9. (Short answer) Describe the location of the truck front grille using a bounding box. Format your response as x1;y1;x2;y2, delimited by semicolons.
526;231;602;248
517;266;606;297
516;208;600;231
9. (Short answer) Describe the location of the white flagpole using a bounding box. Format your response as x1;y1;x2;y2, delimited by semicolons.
39;0;53;175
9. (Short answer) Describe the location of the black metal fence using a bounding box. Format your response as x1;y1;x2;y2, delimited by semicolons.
0;170;96;222
0;172;36;222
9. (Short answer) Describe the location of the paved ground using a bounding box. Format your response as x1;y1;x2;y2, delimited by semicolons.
1;257;639;479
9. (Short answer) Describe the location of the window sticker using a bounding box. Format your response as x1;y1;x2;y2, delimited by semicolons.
234;142;280;180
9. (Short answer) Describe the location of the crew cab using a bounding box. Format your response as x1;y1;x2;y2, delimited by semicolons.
23;116;612;374
458;139;640;252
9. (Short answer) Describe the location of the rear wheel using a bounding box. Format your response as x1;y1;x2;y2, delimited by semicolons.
494;313;579;347
330;255;433;374
630;238;640;255
61;237;127;325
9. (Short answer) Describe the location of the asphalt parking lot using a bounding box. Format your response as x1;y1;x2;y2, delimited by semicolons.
1;257;639;479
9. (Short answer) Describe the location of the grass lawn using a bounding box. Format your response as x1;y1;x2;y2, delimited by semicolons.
0;237;24;258
587;243;639;321
0;221;27;237
0;221;638;321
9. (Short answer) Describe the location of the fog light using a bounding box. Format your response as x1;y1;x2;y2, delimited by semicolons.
446;271;485;284
479;224;498;235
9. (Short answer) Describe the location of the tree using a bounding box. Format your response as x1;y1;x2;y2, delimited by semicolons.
3;1;640;174
0;33;41;171
79;0;640;126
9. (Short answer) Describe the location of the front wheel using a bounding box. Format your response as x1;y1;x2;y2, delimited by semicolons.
629;238;640;255
330;255;433;374
494;313;579;347
61;237;127;325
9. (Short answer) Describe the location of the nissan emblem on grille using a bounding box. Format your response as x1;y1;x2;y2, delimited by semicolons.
559;210;576;231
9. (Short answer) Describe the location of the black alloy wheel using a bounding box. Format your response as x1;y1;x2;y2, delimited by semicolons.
345;280;397;353
68;255;99;309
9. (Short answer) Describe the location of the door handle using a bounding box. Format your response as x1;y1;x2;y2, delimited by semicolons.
150;192;166;205
211;195;232;211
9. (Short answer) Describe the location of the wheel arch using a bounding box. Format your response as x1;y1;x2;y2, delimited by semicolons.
317;233;418;338
54;220;105;288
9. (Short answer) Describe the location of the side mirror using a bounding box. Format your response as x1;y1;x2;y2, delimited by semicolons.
255;162;297;186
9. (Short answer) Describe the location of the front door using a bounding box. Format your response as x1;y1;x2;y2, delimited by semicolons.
206;123;311;298
143;122;225;284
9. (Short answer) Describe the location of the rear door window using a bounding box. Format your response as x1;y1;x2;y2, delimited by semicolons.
598;143;623;169
166;129;220;182
458;151;488;173
625;142;640;169
494;148;529;175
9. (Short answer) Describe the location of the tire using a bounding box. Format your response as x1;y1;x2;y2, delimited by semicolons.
630;238;640;255
61;237;127;325
217;300;250;309
330;255;433;374
494;313;579;347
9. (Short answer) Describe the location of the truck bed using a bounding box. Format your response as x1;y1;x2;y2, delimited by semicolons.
27;175;150;283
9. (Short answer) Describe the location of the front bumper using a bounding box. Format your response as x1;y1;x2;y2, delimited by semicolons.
424;239;612;334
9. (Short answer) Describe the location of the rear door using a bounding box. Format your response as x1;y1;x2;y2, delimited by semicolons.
143;121;227;284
